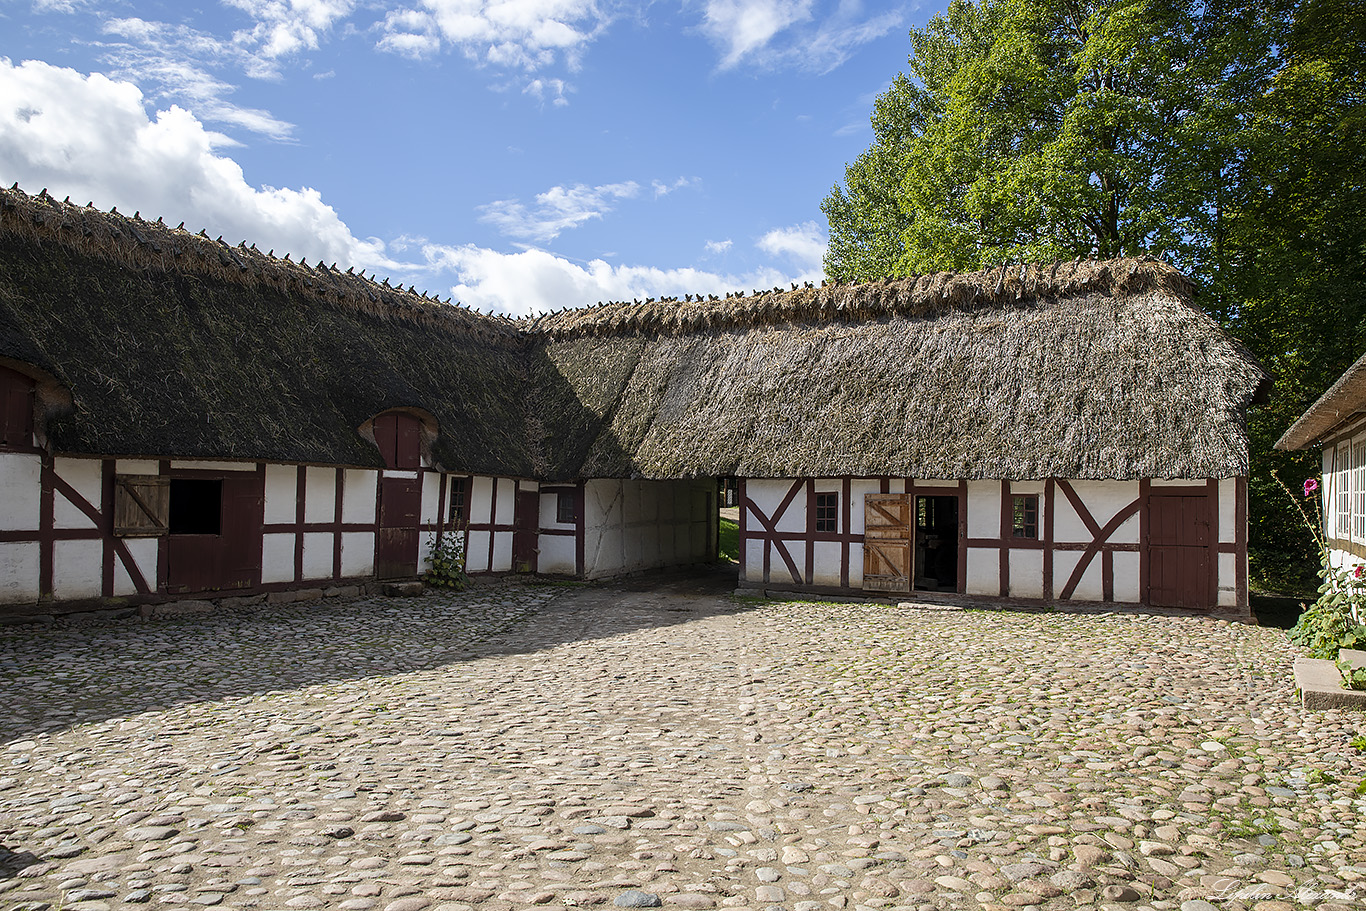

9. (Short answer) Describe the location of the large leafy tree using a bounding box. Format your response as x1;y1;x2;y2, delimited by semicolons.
824;0;1366;592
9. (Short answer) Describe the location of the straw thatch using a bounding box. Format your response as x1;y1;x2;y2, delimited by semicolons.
0;185;1267;479
1276;352;1366;451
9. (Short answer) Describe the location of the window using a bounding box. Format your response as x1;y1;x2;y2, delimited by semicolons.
448;477;467;524
557;491;576;524
1012;495;1038;539
814;492;838;533
1355;442;1366;541
1339;443;1352;538
169;479;222;535
0;366;36;450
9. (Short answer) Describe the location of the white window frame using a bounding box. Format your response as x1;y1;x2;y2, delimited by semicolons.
1338;442;1352;539
1355;440;1366;542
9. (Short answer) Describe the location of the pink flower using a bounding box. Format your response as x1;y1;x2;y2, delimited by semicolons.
1304;478;1320;497
1355;565;1363;580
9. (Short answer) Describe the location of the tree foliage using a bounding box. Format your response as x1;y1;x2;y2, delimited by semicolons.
824;0;1366;592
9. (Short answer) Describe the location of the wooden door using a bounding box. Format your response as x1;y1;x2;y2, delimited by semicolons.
1147;494;1213;609
512;490;539;573
376;475;421;580
166;475;263;594
863;493;911;592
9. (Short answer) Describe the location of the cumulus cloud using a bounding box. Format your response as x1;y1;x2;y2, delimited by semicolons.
651;176;699;197
757;220;827;272
377;0;611;72
224;0;357;73
478;181;640;242
700;0;905;73
704;238;733;255
523;76;570;106
0;58;403;274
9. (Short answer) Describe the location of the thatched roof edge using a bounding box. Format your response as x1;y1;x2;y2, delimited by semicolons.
1276;351;1366;451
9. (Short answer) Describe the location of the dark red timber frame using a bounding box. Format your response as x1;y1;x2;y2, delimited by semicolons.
258;465;389;586
459;476;526;574
740;478;967;592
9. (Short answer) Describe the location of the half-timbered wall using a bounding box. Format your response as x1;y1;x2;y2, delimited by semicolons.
1318;428;1366;622
582;479;714;580
742;476;1247;612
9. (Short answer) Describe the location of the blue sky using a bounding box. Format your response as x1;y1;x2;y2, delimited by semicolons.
0;0;935;315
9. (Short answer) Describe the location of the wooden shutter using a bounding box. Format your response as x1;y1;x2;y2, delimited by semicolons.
373;412;421;469
114;475;170;537
0;367;35;449
863;493;911;592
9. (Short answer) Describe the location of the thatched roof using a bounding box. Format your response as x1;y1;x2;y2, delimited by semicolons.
1276;352;1366;451
0;185;1267;479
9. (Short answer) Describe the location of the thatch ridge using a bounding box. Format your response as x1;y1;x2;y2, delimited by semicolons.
520;257;1195;340
0;185;517;340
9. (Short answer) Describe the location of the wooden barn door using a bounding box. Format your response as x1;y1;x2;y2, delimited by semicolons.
863;493;911;593
166;474;263;594
512;490;539;573
376;476;421;580
1147;494;1213;609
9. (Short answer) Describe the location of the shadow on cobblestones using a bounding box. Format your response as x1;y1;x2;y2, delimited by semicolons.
0;565;749;742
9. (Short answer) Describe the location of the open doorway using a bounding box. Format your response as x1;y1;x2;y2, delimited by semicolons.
914;495;959;592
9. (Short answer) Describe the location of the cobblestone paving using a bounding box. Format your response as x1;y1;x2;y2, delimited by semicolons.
2;576;1364;911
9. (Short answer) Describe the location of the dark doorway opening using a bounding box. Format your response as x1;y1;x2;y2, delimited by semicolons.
512;489;539;573
169;479;222;535
914;495;959;592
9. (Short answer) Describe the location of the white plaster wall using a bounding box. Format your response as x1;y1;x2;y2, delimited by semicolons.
583;479;713;579
887;479;905;494
0;542;39;604
745;480;790;530
966;546;999;596
491;531;513;572
743;539;763;583
113;539;158;597
52;539;102;600
917;479;956;488
812;541;841;587
539;491;574;529
847;481;883;535
172;460;255;471
342;470;378;525
421;472;441;525
1054;481;1140;544
53;457;102;529
539;535;576;574
341;532;375;577
264;465;297;525
1069;556;1105;602
967;481;1001;539
116;459;159;474
1009;549;1045;599
262;533;295;583
301;532;333;579
305;468;337;524
0;453;41;531
1218;553;1237;606
1323;449;1334;528
466;530;491;573
1113;552;1141;603
494;479;515;527
1218;478;1237;543
813;479;841;494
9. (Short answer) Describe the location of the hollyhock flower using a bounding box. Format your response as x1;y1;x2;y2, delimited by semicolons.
1304;478;1320;497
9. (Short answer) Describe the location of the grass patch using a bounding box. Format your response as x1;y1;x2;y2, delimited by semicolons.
719;516;739;563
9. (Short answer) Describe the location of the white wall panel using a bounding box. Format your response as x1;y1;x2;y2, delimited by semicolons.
471;477;495;525
52;458;102;529
343;470;378;525
420;472;441;525
262;533;295;583
172;460;255;471
341;532;375;577
304;467;337;524
966;546;999;596
812;541;841;587
491;531;513;572
1218;478;1237;543
539;535;576;574
1218;552;1237;606
1069;556;1104;602
301;532;333;579
0;542;39;604
113;539;158;597
52;539;102;600
115;459;159;475
1009;549;1044;599
466;529;491;573
967;481;1001;539
494;479;515;527
847;481;882;535
264;464;297;525
1113;552;1141;603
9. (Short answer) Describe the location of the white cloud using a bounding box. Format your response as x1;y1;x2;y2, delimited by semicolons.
378;0;611;72
704;238;733;255
757;220;827;271
700;0;905;73
224;0;357;72
0;58;402;275
523;76;570;106
478;180;639;242
651;176;699;197
31;0;95;12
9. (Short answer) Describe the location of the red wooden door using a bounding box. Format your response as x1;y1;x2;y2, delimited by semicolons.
166;475;263;594
513;490;539;573
1147;494;1213;609
0;366;35;449
863;493;911;593
377;476;422;580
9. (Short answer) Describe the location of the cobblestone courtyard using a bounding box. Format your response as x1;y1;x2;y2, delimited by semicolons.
2;574;1364;911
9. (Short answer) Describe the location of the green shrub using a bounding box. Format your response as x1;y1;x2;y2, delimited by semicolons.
424;532;469;590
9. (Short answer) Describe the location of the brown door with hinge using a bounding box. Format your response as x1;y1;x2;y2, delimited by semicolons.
512;490;538;573
1147;494;1213;609
376;475;422;580
166;474;263;594
863;493;911;593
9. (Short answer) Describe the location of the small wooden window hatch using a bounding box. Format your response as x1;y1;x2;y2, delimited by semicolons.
114;475;170;537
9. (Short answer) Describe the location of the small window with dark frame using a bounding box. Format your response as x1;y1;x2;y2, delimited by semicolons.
1012;494;1038;539
814;492;839;533
557;490;576;524
448;477;467;525
169;479;223;535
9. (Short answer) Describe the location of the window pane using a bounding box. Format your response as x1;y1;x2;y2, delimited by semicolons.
814;492;838;533
1341;445;1353;538
557;491;576;524
1012;495;1038;538
448;478;466;524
